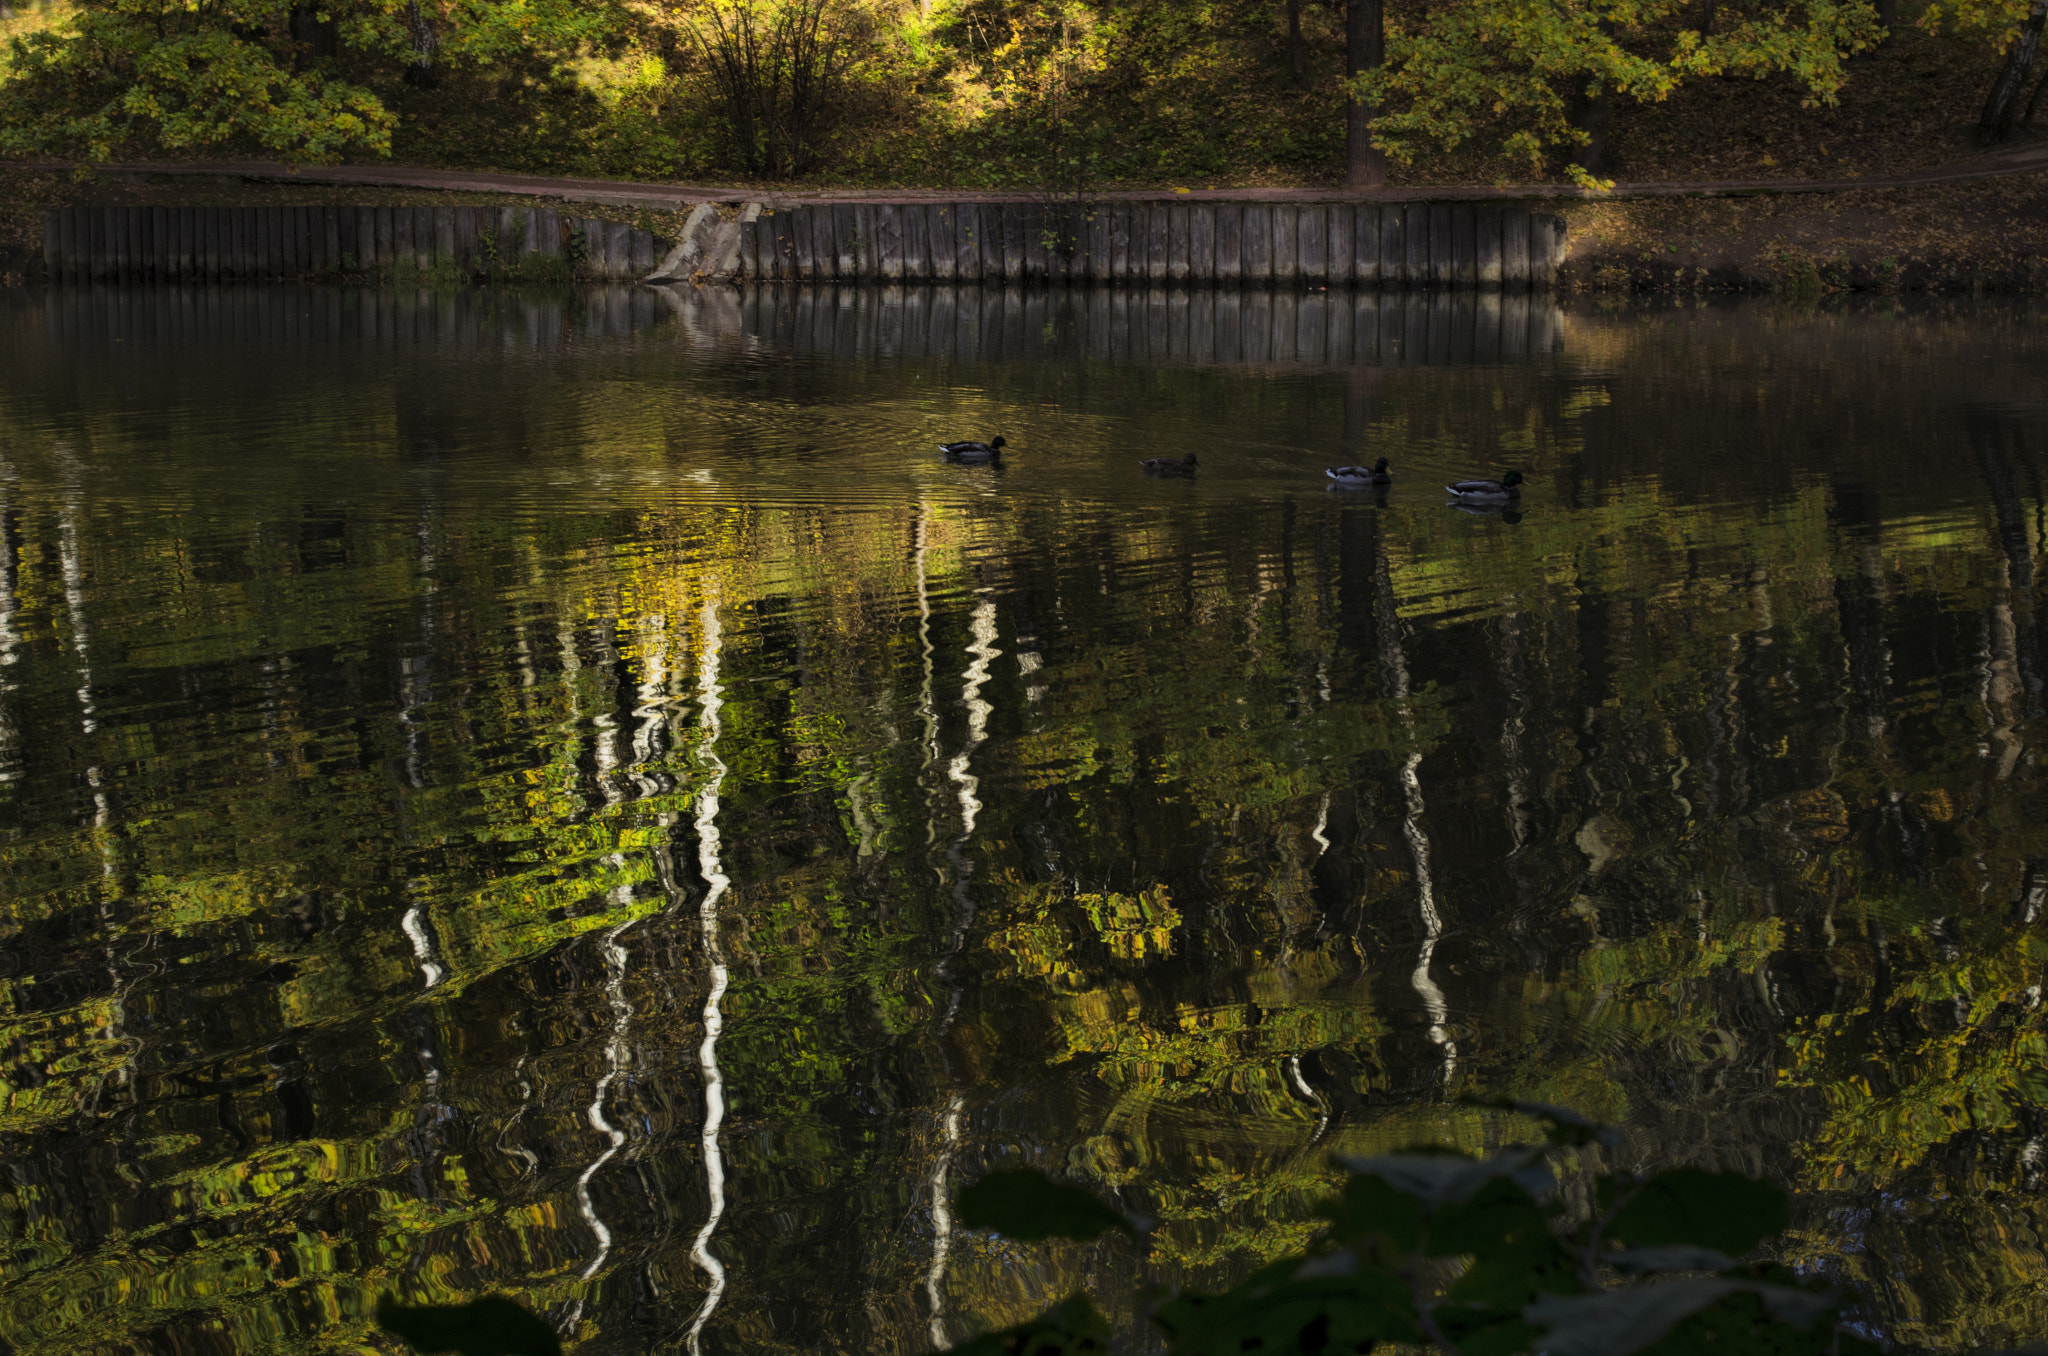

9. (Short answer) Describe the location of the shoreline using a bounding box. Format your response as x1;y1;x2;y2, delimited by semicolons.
4;162;2044;294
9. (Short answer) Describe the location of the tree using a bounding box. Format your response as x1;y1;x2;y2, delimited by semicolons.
1348;0;1881;186
1347;0;1389;188
0;0;395;163
0;0;610;163
1975;0;2045;142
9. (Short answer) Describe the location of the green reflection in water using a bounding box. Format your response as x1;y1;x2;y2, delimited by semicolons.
0;285;2044;1355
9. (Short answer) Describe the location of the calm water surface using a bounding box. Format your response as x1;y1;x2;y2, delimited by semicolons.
2;284;2046;1355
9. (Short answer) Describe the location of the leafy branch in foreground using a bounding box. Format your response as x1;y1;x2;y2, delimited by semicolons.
946;1099;1875;1356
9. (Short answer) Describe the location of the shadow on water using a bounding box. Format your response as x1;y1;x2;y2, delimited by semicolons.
0;284;2045;1356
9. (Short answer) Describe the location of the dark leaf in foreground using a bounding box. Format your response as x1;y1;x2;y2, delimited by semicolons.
1527;1279;1838;1356
958;1168;1135;1242
375;1295;561;1356
1605;1167;1790;1256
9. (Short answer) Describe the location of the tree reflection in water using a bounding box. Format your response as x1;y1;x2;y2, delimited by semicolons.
0;285;2043;1355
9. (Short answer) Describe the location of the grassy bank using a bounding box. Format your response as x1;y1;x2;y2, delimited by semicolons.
1547;169;2048;293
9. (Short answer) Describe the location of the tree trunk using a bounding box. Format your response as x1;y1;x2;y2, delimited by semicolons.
288;0;338;69
403;0;440;87
1570;86;1614;175
1288;0;1306;81
1979;0;2047;145
1346;0;1388;189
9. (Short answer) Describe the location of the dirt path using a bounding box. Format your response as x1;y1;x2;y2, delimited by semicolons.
55;141;2048;211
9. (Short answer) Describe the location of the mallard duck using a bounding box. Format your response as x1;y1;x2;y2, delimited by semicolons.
1140;453;1199;474
1445;470;1523;502
1326;457;1391;487
940;436;1006;462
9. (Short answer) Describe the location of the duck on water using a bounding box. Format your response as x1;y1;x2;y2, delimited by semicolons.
940;436;1007;462
1445;470;1523;502
1326;458;1391;488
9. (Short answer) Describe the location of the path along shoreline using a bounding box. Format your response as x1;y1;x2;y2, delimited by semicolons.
39;140;2048;212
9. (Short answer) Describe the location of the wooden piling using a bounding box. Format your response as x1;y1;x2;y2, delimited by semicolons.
1404;205;1430;287
1272;204;1299;285
1428;204;1454;287
1452;206;1477;288
1477;209;1503;290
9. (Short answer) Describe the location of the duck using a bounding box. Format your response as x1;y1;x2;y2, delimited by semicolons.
1140;453;1199;474
940;436;1006;462
1326;457;1391;488
1445;470;1523;502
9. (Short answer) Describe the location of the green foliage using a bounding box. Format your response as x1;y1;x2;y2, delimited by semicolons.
0;0;393;163
374;1295;560;1356
956;1168;1138;1242
1352;0;1884;186
950;1108;1877;1356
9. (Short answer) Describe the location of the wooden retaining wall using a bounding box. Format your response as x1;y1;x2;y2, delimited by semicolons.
43;201;1564;289
39;205;665;283
740;202;1567;289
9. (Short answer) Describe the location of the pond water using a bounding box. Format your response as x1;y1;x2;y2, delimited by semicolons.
1;283;2045;1356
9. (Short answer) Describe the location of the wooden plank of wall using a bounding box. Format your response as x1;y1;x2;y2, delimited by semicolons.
906;202;933;280
1167;203;1191;284
996;205;1022;281
822;204;847;278
1299;206;1327;286
629;227;656;277
50;209;71;284
1534;214;1564;287
952;205;978;283
1379;205;1404;288
169;206;187;283
1324;205;1351;289
337;205;357;273
1242;205;1272;283
192;207;212;282
1403;205;1430;286
1188;205;1214;289
1453;205;1477;288
1212;205;1241;285
791;206;815;279
1272;204;1299;285
392;208;413;274
108;208;127;282
1145;204;1169;284
606;220;632;278
876;205;903;281
1428;204;1454;287
851;204;876;277
739;217;760;278
374;207;394;271
452;207;477;274
73;208;92;285
1351;205;1377;288
359;206;380;268
323;206;344;274
1477;208;1503;289
927;205;954;283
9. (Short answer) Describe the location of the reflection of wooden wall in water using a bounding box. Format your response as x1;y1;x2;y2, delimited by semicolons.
34;280;1566;368
723;284;1566;367
39;205;665;283
38;283;666;349
743;202;1567;289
